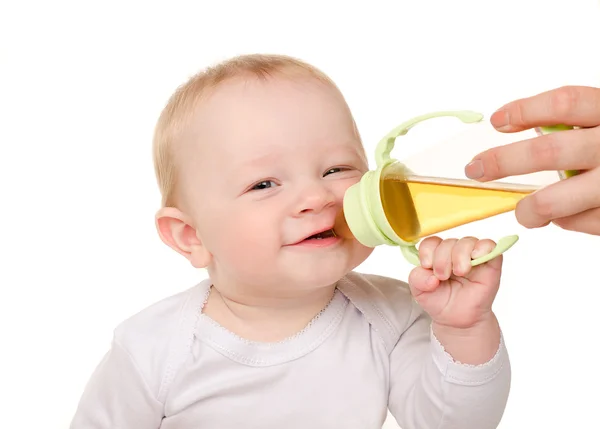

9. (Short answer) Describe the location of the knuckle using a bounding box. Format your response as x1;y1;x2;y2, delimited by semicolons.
483;148;504;178
477;238;496;248
441;238;458;252
480;241;497;254
552;217;577;231
459;236;478;247
529;134;561;168
419;237;440;252
421;236;441;246
528;192;555;220
551;86;579;119
454;237;476;252
510;100;526;127
591;128;600;166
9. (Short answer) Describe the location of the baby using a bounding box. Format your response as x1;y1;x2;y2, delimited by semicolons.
70;54;511;429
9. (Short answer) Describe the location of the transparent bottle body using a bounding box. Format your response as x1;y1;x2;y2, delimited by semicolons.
379;161;538;242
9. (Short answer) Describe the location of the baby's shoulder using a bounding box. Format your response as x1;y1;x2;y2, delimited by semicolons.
338;271;427;350
114;281;205;348
112;279;209;399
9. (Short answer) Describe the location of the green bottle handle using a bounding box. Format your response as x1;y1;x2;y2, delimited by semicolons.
400;235;520;267
375;110;483;168
374;110;520;267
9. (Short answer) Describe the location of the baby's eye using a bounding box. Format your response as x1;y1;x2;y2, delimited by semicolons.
251;180;277;191
323;167;349;176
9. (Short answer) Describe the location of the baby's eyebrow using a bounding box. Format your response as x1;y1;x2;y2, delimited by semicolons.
245;152;281;166
231;152;281;178
326;143;366;161
230;140;363;175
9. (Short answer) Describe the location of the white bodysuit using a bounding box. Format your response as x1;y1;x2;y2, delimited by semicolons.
70;271;510;429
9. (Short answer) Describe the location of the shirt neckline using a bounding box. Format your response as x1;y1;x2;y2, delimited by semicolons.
193;279;349;367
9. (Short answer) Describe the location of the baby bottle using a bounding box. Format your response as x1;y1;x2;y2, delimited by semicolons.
338;110;578;267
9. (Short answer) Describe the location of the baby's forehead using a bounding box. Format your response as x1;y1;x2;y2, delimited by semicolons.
184;75;357;148
195;74;343;116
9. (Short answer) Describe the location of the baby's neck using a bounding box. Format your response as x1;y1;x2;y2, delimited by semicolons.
202;283;337;343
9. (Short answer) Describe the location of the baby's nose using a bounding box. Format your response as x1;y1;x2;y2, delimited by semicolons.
295;184;336;214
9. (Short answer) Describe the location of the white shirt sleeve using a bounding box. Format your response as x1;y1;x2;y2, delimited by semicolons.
387;303;511;429
69;339;164;429
69;284;208;428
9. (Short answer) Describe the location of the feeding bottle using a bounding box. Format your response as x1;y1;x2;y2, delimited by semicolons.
338;110;579;267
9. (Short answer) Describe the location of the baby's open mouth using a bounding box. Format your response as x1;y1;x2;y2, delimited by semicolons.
304;228;337;240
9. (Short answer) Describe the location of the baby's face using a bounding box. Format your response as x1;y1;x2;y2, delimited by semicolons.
179;76;373;292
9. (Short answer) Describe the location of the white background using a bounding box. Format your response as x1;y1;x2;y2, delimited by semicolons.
2;1;600;428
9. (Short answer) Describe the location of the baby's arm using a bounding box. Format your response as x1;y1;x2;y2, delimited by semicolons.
388;236;510;428
387;307;510;429
70;339;164;429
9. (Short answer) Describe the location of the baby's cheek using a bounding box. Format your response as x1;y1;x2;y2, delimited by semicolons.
221;217;271;259
352;241;374;266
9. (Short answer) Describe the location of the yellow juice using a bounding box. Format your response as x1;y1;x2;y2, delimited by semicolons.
380;175;537;242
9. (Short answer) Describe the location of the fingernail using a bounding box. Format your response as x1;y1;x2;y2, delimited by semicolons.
490;109;511;131
465;159;484;179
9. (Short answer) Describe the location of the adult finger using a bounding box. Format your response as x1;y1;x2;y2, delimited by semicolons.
515;168;600;228
552;207;600;236
464;126;600;181
490;86;600;132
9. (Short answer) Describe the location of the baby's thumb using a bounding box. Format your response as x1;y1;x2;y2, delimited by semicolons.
408;266;439;297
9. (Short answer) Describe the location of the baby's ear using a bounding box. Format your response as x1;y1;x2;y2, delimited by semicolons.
155;207;212;268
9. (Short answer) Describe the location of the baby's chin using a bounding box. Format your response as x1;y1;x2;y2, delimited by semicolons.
280;257;365;290
298;269;349;289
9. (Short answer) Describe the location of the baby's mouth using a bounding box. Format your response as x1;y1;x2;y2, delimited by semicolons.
304;228;337;241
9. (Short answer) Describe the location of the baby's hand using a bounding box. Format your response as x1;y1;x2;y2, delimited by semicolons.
408;236;502;329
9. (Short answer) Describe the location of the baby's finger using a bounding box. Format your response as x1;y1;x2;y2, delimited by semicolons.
471;239;502;270
471;239;496;258
408;266;440;297
451;236;478;277
432;238;458;281
418;236;443;269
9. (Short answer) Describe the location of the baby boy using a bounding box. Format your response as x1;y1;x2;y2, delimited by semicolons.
70;54;511;429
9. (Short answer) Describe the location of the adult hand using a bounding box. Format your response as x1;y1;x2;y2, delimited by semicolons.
464;86;600;235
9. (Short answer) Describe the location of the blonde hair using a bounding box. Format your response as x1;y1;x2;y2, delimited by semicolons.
152;53;359;208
